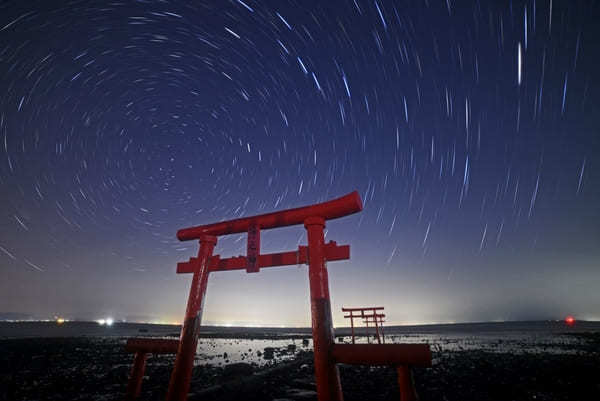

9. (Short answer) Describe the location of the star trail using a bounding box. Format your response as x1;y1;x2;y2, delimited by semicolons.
0;0;598;326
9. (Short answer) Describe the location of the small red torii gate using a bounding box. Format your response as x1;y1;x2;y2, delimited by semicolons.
342;306;386;344
124;191;431;401
363;313;386;344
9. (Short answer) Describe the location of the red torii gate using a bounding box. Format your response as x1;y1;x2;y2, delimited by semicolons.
342;306;386;344
124;191;431;401
363;313;386;344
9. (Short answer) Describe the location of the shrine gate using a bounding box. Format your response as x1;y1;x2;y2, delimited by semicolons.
342;306;386;344
124;191;431;401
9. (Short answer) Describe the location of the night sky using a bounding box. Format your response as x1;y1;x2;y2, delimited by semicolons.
1;1;598;327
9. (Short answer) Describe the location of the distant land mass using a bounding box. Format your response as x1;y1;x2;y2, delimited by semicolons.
1;320;599;339
0;313;162;323
0;312;34;321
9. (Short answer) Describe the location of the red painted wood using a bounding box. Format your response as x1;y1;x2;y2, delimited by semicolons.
397;366;419;401
246;223;260;273
177;191;362;240
166;235;216;401
305;217;344;401
341;306;384;312
176;242;350;274
125;352;147;401
342;307;386;344
331;344;432;367
123;190;429;401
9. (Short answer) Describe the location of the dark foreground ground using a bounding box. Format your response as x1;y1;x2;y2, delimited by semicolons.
1;332;599;401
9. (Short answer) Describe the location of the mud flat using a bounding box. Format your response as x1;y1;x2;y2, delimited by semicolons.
0;326;599;401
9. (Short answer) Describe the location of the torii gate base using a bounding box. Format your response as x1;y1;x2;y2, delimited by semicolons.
123;192;431;401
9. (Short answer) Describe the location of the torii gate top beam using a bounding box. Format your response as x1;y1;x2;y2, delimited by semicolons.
177;191;362;240
342;307;384;312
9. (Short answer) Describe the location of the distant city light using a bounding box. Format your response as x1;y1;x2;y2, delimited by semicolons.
97;318;114;326
106;318;114;326
56;318;65;324
150;320;181;325
565;316;575;326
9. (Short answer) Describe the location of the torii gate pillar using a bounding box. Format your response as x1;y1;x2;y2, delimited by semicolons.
166;234;216;401
305;217;343;401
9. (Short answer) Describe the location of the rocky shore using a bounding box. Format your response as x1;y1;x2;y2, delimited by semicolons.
1;332;599;401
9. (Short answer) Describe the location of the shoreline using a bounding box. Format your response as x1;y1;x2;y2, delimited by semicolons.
1;329;599;400
2;320;598;340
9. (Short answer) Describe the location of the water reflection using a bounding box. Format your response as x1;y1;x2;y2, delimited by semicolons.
190;338;312;366
334;332;589;355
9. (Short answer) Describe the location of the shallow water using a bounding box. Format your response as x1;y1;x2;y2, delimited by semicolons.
1;320;597;367
335;332;590;355
193;337;310;366
185;331;592;366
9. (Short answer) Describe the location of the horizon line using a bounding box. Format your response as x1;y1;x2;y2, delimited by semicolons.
1;318;595;327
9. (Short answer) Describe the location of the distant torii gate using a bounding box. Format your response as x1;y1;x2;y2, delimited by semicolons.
363;312;386;344
124;191;431;401
342;307;386;344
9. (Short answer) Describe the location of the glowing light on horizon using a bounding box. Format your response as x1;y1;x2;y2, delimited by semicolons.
97;317;114;326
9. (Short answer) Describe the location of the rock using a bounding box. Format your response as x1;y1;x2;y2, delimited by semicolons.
223;362;254;378
292;378;316;390
285;388;318;400
264;347;275;360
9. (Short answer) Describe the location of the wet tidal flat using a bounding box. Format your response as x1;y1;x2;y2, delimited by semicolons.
1;327;599;401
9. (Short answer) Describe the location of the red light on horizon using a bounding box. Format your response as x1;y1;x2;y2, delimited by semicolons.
565;316;575;325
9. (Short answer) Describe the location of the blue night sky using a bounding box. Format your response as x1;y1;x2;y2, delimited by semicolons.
0;0;598;326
